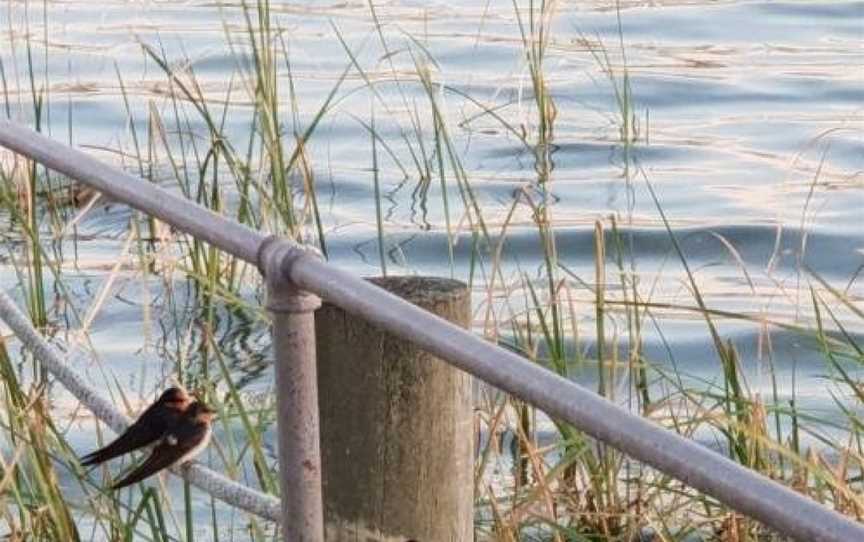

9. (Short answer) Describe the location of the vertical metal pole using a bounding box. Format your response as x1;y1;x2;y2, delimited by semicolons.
260;239;324;541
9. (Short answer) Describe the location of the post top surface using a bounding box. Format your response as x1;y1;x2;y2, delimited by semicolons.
368;276;468;305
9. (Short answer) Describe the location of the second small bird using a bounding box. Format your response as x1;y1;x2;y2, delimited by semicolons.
81;387;215;489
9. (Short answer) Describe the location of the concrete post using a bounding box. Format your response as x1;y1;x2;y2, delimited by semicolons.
261;239;324;541
316;276;474;541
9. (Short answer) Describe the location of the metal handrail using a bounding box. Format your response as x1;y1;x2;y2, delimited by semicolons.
1;120;862;541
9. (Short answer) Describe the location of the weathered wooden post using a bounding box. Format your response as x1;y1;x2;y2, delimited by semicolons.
316;276;473;541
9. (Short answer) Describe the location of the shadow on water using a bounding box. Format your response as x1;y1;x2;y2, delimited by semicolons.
334;222;864;281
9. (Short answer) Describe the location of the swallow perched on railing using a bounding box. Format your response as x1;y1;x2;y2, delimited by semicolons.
111;400;216;489
81;387;192;467
80;387;216;488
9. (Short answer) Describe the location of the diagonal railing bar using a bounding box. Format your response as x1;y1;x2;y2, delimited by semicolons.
1;120;863;541
0;288;282;522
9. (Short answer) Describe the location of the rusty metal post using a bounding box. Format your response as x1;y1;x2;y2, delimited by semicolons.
260;238;324;541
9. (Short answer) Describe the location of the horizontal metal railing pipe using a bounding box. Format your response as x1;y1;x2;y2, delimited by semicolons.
0;121;264;264
1;120;862;541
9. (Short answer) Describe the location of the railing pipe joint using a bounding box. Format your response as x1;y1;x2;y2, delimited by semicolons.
258;235;321;288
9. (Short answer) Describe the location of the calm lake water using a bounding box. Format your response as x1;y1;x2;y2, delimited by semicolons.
0;0;862;538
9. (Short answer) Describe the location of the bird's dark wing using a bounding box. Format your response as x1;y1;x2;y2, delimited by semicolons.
81;402;180;466
110;423;207;489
